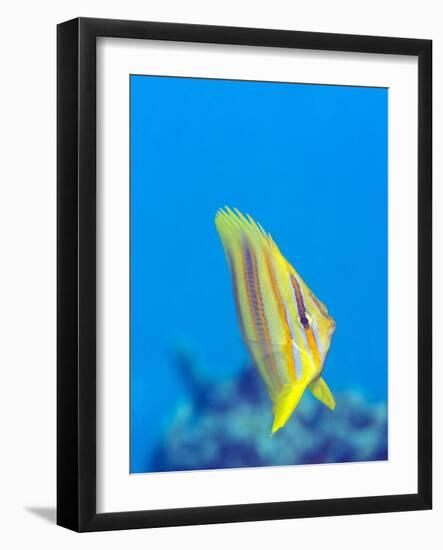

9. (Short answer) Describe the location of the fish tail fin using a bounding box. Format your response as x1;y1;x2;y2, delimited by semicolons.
308;377;336;411
271;383;306;435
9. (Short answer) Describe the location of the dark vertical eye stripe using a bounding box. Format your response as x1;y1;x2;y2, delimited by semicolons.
290;274;310;327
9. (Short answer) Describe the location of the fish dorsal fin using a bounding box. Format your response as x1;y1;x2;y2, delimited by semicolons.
272;383;307;435
215;207;269;249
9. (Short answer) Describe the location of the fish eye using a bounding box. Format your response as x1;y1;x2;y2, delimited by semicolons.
305;312;314;326
300;312;313;327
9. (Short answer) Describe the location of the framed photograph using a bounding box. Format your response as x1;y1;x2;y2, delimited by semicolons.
57;17;432;532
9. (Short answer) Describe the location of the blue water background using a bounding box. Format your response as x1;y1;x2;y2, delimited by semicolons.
130;75;388;473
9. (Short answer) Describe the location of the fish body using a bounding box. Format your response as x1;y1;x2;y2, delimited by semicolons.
215;207;336;434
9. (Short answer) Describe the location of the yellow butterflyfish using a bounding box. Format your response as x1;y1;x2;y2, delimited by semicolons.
215;207;336;434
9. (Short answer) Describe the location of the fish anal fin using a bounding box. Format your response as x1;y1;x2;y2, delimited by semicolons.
271;383;306;435
308;377;336;411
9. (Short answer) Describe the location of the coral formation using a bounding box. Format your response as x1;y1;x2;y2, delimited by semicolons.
151;348;388;472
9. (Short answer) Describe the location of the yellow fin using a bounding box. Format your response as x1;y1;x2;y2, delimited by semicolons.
308;377;336;411
271;383;306;435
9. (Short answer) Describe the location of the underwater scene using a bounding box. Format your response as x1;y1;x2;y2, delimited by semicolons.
130;75;388;473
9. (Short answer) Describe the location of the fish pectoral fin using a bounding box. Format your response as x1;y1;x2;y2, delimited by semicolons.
271;383;306;435
308;377;336;411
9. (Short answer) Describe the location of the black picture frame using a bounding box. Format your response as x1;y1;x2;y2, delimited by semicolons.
57;17;432;532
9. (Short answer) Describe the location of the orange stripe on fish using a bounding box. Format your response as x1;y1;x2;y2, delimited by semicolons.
264;250;297;382
304;327;322;370
229;253;274;396
242;240;281;388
